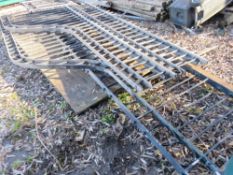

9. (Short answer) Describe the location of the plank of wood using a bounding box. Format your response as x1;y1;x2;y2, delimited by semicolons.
99;0;166;19
14;31;111;114
185;64;233;97
42;69;109;114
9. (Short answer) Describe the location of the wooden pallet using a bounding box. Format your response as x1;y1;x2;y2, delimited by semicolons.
99;0;167;20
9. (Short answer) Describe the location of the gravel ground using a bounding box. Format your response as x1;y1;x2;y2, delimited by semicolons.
0;5;232;175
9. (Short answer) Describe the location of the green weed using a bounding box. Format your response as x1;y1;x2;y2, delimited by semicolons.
58;101;68;111
26;156;33;164
118;92;132;104
12;160;23;169
101;111;115;124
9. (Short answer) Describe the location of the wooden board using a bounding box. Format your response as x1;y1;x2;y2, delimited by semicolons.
185;64;233;97
99;0;166;19
42;69;108;114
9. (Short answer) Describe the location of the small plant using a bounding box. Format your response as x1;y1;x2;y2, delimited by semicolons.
101;111;115;124
12;120;21;132
64;111;73;120
188;107;203;115
204;84;213;92
170;102;177;111
140;93;151;101
20;105;36;119
118;92;132;104
12;160;23;169
100;128;109;135
26;156;33;164
59;101;68;111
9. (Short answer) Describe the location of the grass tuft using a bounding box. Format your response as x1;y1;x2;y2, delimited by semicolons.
101;110;115;124
12;160;23;169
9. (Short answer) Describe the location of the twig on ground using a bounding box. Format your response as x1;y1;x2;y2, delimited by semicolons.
34;111;63;171
199;45;218;56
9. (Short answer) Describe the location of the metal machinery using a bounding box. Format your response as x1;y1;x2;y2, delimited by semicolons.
0;1;232;174
169;0;233;27
98;0;233;27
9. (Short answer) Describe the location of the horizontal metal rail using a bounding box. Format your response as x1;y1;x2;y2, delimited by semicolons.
3;17;153;91
4;5;207;88
66;5;188;72
0;21;149;91
78;2;207;65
